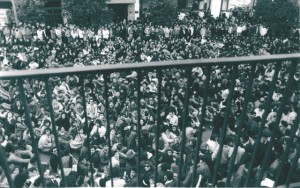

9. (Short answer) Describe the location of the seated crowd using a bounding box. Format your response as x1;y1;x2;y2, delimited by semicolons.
0;8;299;188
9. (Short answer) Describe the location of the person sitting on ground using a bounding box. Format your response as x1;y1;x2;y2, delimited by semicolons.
69;126;87;151
38;128;55;153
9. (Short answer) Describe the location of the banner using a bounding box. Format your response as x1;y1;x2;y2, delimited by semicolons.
229;0;252;9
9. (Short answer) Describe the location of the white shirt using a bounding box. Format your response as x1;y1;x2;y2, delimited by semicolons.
178;12;186;20
90;125;106;138
206;139;218;152
237;26;243;34
282;111;297;125
110;156;120;168
71;29;78;38
87;103;98;117
166;114;178;126
260;26;268;36
102;29;109;39
148;83;157;93
254;108;265;118
78;29;83;38
198;11;205;18
38;134;52;149
37;29;45;40
163;27;170;37
105;178;126;187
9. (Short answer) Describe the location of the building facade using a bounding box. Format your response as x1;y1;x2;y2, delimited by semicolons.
0;0;258;26
107;0;140;21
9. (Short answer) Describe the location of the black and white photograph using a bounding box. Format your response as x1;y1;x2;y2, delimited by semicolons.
0;0;299;187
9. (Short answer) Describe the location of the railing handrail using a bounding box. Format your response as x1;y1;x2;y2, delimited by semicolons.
0;53;299;79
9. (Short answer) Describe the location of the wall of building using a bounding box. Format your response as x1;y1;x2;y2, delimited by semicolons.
127;3;135;20
141;0;177;10
134;0;140;19
199;0;208;9
210;0;222;18
0;9;9;27
107;0;139;21
209;0;255;17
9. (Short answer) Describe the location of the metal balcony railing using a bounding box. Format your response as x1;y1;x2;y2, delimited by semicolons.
0;53;299;187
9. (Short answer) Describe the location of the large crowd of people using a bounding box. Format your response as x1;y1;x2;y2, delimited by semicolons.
0;7;299;187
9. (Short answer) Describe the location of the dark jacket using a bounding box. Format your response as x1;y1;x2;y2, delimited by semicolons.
125;176;138;187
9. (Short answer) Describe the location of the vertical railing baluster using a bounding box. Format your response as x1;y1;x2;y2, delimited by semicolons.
243;62;282;187
79;74;95;187
212;65;238;186
191;66;212;186
0;146;14;188
103;72;114;187
255;61;298;187
225;64;256;186
274;106;300;186
44;78;67;186
177;68;192;187
137;70;142;187
154;69;162;187
17;79;46;187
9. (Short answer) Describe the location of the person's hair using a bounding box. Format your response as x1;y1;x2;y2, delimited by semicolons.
9;134;18;144
78;155;87;163
130;167;137;173
63;171;78;187
5;142;15;153
17;139;26;150
165;171;173;181
44;119;51;125
111;150;118;157
43;127;52;135
116;143;122;151
254;116;261;122
241;133;249;141
95;119;101;125
14;171;29;188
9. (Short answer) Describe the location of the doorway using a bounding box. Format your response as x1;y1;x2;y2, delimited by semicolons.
108;4;128;22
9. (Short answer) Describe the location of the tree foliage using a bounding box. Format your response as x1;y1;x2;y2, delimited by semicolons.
254;0;299;35
14;0;47;23
148;0;178;25
63;0;114;27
